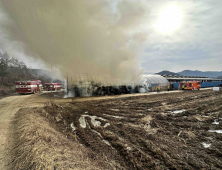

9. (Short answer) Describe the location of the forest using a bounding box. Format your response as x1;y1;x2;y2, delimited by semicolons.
0;51;51;96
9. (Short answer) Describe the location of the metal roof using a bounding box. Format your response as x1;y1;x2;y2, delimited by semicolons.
161;75;209;78
142;75;169;85
166;77;222;81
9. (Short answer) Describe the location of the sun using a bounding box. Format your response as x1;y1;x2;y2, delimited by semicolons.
155;5;182;34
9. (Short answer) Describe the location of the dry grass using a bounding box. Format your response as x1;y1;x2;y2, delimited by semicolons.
5;107;107;170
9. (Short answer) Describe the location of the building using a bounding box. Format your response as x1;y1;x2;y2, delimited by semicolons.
161;75;222;89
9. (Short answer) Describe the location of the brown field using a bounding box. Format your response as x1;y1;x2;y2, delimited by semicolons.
4;90;222;169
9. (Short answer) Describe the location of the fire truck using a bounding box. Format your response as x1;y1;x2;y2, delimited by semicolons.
44;83;62;91
15;80;42;94
179;81;201;90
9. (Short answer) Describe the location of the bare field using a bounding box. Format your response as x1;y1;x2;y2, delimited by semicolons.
6;90;222;169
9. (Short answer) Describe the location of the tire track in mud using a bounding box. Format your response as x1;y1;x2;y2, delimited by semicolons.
76;91;221;169
45;90;222;169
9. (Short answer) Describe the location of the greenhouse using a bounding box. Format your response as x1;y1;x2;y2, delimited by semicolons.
65;74;170;97
139;74;170;92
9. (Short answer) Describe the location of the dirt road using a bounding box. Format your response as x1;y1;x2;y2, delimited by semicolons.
0;95;32;168
0;94;48;169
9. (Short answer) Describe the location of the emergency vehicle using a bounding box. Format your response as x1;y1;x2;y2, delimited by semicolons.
179;81;201;90
15;80;42;94
44;83;62;91
53;83;62;90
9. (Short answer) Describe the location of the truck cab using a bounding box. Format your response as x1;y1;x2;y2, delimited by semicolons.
16;80;42;94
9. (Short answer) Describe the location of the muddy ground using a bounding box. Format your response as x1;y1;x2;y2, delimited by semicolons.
39;90;222;169
4;89;222;169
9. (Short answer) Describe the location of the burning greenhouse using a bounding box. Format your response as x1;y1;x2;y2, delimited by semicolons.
65;74;170;97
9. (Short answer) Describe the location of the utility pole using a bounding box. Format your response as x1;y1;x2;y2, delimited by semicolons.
50;63;52;94
67;76;68;95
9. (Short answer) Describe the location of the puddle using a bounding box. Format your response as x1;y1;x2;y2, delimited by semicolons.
91;117;101;127
212;119;219;125
103;139;111;146
79;115;108;128
171;109;186;114
165;109;186;114
91;130;114;148
208;130;222;133
205;137;213;140
103;114;124;119
127;147;132;151
104;123;110;127
202;142;211;148
110;109;120;112
92;129;102;137
70;122;76;131
89;116;107;127
79;116;87;128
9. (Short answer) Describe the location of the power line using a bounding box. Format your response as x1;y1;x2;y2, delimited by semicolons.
37;0;64;55
38;0;46;29
1;0;26;37
31;0;42;29
1;0;48;62
24;0;36;25
30;0;64;57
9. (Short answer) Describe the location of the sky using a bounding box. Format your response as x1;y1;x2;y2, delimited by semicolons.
0;0;222;79
140;0;222;73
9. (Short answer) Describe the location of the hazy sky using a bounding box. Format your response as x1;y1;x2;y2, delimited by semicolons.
140;0;222;73
0;0;221;76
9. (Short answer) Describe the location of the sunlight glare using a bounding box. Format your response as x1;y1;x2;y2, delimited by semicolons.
155;5;182;34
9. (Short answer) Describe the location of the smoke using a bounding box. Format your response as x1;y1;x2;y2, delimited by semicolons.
0;0;149;82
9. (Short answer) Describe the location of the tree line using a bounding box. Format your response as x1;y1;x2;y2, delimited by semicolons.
0;51;51;86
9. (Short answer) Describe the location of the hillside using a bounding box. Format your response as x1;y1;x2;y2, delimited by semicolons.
155;70;180;75
155;70;222;78
178;70;222;78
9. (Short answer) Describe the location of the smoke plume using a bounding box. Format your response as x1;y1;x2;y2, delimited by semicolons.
0;0;149;82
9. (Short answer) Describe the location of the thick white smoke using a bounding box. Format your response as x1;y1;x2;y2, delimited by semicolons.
0;0;150;82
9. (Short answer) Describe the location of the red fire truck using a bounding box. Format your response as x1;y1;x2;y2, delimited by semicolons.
44;83;62;91
53;83;62;90
15;80;42;94
179;81;201;90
